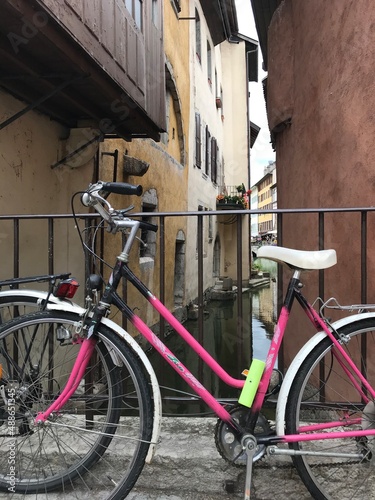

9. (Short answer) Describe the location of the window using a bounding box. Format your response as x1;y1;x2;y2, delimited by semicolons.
207;41;212;85
140;189;158;262
195;112;202;168
125;0;143;30
195;10;201;63
152;0;158;26
211;138;218;183
140;206;155;259
171;0;181;13
205;125;210;175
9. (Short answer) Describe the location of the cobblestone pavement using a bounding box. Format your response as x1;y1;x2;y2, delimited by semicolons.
128;417;312;500
2;418;312;500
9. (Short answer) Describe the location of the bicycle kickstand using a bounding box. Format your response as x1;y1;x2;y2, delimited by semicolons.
242;435;257;500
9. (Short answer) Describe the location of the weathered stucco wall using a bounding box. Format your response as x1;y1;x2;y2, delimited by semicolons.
266;0;375;365
0;90;94;300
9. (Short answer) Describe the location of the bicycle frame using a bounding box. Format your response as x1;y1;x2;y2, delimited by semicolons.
36;249;375;446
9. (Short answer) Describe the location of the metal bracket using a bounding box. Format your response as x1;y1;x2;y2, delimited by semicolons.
51;133;103;169
0;75;84;131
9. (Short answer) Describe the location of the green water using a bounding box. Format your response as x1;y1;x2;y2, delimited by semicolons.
149;280;278;416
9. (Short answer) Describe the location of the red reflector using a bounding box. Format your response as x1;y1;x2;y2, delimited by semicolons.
54;278;79;299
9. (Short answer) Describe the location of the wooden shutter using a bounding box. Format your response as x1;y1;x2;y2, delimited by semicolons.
195;113;201;168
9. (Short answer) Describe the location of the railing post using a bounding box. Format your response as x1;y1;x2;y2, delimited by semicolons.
159;216;166;341
197;213;204;347
361;210;368;382
48;217;54;275
318;212;325;302
13;218;19;280
197;212;205;393
361;211;367;304
276;211;284;371
236;214;243;342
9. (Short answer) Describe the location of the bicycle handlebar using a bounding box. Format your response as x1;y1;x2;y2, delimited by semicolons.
81;181;158;234
100;182;142;196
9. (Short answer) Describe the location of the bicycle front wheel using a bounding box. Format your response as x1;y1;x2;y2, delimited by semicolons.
0;310;153;499
285;318;375;499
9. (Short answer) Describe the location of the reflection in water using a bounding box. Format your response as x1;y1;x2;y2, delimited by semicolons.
149;281;277;415
252;281;278;362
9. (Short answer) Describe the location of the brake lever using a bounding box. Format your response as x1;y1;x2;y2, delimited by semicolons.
118;206;135;215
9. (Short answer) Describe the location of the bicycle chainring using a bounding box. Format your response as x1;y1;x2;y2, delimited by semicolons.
215;405;271;466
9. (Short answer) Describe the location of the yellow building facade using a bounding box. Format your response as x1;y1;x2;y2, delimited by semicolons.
99;0;191;330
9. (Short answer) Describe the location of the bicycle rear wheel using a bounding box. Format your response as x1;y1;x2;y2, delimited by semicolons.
0;292;47;324
0;310;153;499
285;318;375;499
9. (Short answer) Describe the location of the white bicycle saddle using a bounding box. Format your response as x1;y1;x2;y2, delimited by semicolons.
257;246;337;270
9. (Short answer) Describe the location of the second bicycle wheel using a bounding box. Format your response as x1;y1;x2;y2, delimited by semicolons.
285;318;375;499
0;310;153;499
0;292;48;325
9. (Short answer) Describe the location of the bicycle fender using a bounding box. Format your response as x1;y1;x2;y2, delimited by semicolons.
275;312;375;436
46;302;162;464
0;289;62;303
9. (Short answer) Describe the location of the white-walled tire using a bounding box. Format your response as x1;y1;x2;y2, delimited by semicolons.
285;318;375;499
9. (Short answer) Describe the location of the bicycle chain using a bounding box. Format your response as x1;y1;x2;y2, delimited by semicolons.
215;407;366;471
254;459;360;469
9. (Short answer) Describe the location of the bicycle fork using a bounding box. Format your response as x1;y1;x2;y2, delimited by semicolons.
35;337;96;423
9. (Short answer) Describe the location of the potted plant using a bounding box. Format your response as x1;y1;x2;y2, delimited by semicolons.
216;185;251;209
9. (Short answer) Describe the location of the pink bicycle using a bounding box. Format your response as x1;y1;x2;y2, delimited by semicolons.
0;181;375;499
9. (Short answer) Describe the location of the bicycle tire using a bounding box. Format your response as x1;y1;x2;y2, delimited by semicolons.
0;310;153;499
0;292;47;324
285;318;375;499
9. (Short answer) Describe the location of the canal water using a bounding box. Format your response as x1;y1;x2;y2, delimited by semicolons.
149;276;278;416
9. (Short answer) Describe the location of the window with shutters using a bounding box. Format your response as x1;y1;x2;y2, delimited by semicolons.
205;125;210;175
211;137;218;183
195;112;202;168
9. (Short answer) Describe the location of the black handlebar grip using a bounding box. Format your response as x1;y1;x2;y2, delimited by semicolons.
101;182;142;196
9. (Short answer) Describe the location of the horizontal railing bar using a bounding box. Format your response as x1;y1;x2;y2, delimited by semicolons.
1;206;375;221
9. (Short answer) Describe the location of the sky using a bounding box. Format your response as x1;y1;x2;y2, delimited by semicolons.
235;0;276;185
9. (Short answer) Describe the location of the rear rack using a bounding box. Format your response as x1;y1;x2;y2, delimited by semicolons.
319;297;375;316
0;273;71;289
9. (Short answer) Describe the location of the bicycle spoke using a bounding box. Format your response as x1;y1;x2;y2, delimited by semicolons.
0;311;153;499
286;319;375;499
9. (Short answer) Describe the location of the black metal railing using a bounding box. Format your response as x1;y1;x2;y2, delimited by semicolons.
1;206;374;323
1;206;374;404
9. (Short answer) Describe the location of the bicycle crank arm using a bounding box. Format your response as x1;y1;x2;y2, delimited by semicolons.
268;446;363;460
243;435;257;500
